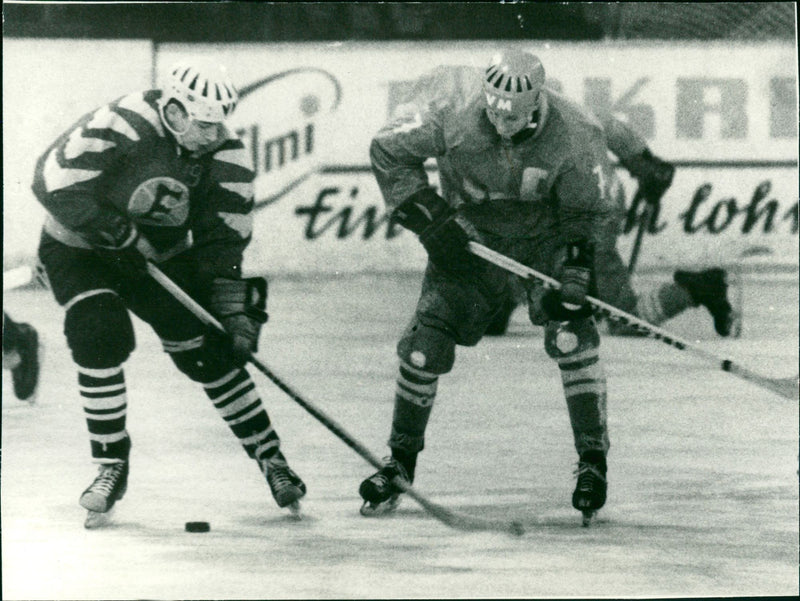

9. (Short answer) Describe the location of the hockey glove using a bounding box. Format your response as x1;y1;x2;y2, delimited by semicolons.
541;240;595;322
394;188;477;272
207;277;269;367
83;213;148;279
622;149;675;205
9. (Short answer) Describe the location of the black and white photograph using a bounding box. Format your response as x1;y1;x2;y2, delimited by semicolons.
2;2;798;598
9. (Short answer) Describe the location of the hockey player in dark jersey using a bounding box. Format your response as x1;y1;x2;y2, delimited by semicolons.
32;60;306;527
359;49;614;524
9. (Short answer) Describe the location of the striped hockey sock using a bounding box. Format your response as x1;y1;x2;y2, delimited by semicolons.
78;366;130;462
555;347;609;454
203;367;281;465
388;360;439;455
636;283;693;325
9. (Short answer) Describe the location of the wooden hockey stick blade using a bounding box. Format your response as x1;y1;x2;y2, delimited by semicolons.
390;475;526;536
467;242;798;401
250;356;524;536
726;367;798;401
145;262;526;535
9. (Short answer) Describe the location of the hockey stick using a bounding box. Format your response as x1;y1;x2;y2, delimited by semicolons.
467;241;798;401
145;262;525;536
627;187;651;275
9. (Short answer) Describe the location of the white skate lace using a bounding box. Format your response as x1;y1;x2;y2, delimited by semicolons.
573;463;606;486
370;458;407;488
89;464;125;496
267;463;295;491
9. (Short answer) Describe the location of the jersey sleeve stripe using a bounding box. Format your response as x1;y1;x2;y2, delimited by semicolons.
217;212;253;238
87;105;140;142
213;147;253;171
63;128;117;161
116;92;165;137
42;147;102;193
217;181;253;199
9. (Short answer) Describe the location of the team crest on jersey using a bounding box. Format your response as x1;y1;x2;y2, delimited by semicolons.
128;177;190;226
520;167;549;201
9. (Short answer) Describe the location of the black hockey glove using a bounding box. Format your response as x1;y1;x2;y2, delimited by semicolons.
394;188;478;272
622;149;675;205
207;277;269;367
83;213;148;279
541;240;595;322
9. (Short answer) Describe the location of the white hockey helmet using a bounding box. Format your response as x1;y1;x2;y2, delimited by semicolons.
483;49;545;118
160;60;238;123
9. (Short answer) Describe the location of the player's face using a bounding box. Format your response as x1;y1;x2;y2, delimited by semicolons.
163;102;223;152
181;120;222;152
485;107;531;138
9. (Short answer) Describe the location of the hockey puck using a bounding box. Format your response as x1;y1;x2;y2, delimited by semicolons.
185;521;210;533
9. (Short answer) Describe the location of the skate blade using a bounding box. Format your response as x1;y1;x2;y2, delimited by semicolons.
287;501;302;520
80;492;111;513
359;496;401;517
581;510;597;527
84;509;112;529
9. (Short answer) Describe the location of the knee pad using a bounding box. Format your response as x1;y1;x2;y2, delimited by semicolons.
168;344;233;383
65;292;135;368
544;317;600;359
397;317;456;375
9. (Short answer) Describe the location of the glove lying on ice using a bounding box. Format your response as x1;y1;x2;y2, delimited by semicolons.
394;188;479;271
81;213;148;279
622;149;675;204
207;277;269;367
541;240;595;322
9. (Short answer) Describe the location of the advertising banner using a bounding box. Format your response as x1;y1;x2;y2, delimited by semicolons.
159;41;798;274
4;40;796;273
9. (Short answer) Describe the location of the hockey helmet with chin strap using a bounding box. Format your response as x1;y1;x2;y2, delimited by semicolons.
483;49;545;120
159;61;238;127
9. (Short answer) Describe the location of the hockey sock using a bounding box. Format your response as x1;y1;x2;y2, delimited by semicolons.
203;367;281;464
391;448;418;483
635;282;693;325
555;348;609;455
388;359;439;458
78;366;131;462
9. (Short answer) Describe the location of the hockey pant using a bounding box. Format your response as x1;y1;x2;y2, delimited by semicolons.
38;232;282;465
389;256;609;457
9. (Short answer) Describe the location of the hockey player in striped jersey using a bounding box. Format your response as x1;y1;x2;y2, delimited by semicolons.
359;49;614;524
32;60;305;527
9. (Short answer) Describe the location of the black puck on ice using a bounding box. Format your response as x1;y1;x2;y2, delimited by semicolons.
185;521;210;533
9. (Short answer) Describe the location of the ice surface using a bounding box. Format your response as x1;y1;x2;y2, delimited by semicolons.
2;272;798;599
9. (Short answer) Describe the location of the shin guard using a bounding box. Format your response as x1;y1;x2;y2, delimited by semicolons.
545;319;609;455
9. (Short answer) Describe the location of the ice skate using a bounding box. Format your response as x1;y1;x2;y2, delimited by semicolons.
263;453;306;514
674;268;735;337
7;322;41;402
572;451;607;527
359;457;410;517
80;461;128;529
